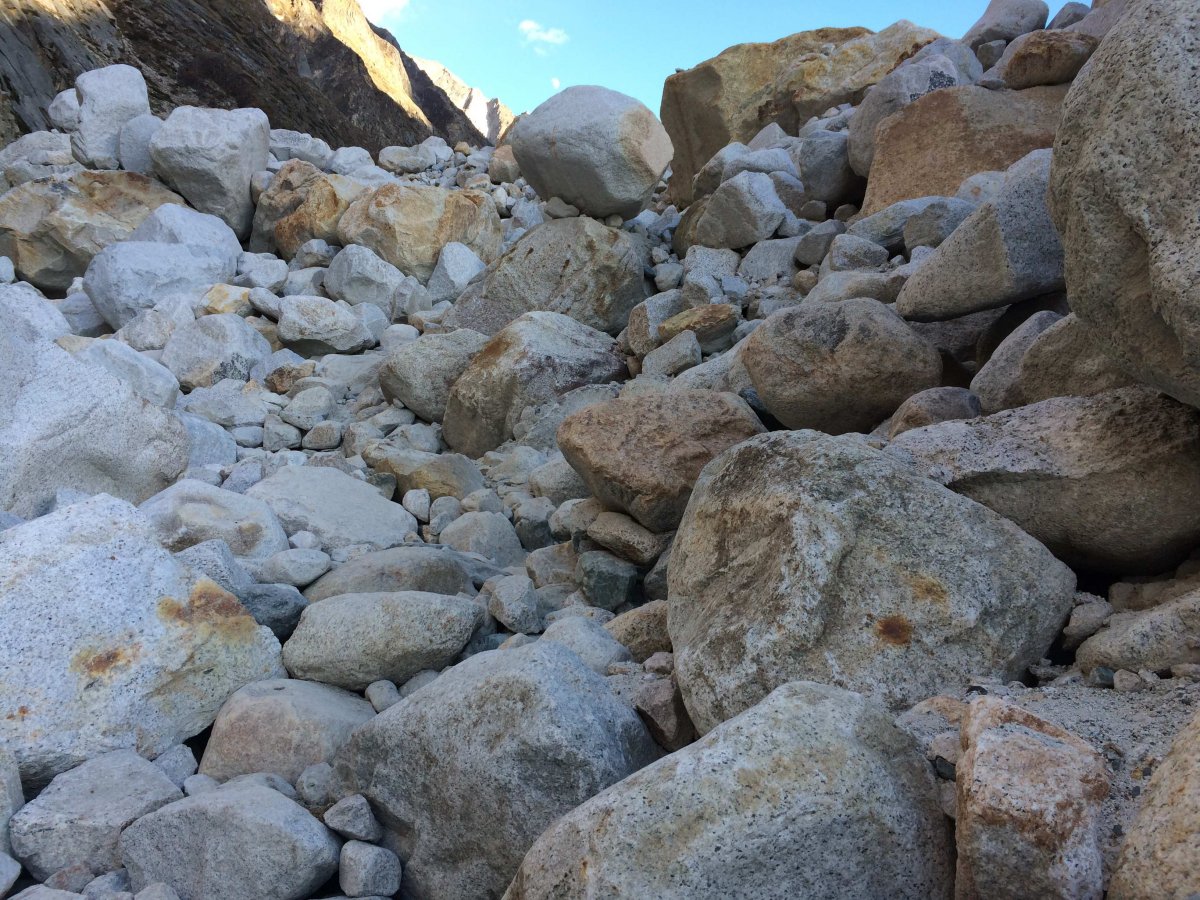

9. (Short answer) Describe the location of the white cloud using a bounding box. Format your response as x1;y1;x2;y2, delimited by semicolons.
519;19;569;47
550;77;561;90
358;0;410;22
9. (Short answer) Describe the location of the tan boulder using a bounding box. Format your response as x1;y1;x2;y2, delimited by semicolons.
604;600;670;662
863;84;1066;214
557;390;765;533
956;696;1110;900
660;21;938;204
1048;0;1200;408
1108;706;1200;900
989;29;1099;90
248;160;369;259
0;171;183;291
337;182;502;283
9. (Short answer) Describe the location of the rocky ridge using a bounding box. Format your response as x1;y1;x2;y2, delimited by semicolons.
3;0;1200;898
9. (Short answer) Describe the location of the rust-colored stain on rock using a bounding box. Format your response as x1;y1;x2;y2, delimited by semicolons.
909;574;949;605
157;578;258;640
876;615;914;646
71;644;141;681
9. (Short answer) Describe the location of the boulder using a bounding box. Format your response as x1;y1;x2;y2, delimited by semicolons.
274;295;375;356
250;161;368;258
198;679;374;782
511;86;673;219
1108;706;1200;899
963;0;1050;49
0;171;183;292
444;218;649;336
685;171;787;250
73;338;180;407
284;591;482;690
161;314;272;389
0;338;189;518
139;479;289;559
379;329;490;422
84;241;232;329
863;84;1067;214
956;696;1110;900
557;390;764;532
119;783;339;900
71;65;151;169
668;432;1075;733
439;511;527;568
660;22;939;203
9;750;182;881
1076;591;1200;676
848;40;983;177
443;312;626;458
742;298;942;434
506;682;952;900
427;241;486;304
150;106;271;237
989;29;1099;89
1047;0;1200;408
896;151;1064;320
324;244;406;314
337;183;502;283
246;466;418;552
0;495;282;788
885;387;983;439
303;545;480;603
333;641;657;900
891;388;1200;573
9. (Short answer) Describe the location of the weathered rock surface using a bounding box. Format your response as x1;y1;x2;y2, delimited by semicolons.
1048;0;1200;408
379;329;490;422
742;298;942;433
864;84;1066;214
891;388;1200;573
119;782;339;900
0;495;282;788
139;479;289;559
335;641;657;900
9;750;182;881
512;86;673;219
337;183;501;283
0;337;189;519
668;432;1075;733
506;681;952;900
558;390;764;532
283;591;482;690
955;696;1109;900
198;678;374;782
443;312;626;458
445;218;649;336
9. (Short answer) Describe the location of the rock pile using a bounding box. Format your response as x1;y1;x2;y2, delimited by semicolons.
1;0;1199;897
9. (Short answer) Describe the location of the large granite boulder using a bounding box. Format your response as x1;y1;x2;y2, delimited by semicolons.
1048;0;1200;408
668;432;1075;734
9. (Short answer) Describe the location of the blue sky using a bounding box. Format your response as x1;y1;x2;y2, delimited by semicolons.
361;1;1072;115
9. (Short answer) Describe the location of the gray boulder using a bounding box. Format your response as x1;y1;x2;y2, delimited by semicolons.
427;241;486;304
668;432;1075;733
897;150;1063;320
129;204;242;274
891;387;1200;573
275;295;375;356
0;337;189;518
511;86;673;219
0;495;282;788
246;466;417;552
150;107;271;237
74;340;180;408
1047;0;1200;408
84;241;231;329
72;65;151;169
10;750;181;881
379;329;490;423
333;641;658;900
139;479;288;559
443;312;626;458
445;217;650;336
120;783;339;900
303;545;481;602
689;171;786;249
963;0;1049;49
160;314;271;389
283;591;483;690
325;244;406;315
506;682;952;900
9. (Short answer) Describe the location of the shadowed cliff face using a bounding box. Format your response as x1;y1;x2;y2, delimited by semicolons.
0;0;485;152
